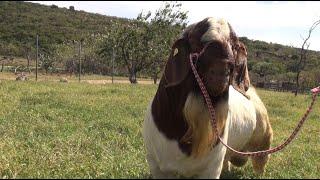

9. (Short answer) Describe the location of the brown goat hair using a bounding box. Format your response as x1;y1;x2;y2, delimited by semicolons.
181;92;228;158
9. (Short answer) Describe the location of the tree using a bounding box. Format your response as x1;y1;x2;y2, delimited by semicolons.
293;19;320;96
21;44;35;73
38;44;57;74
53;41;77;76
100;17;154;83
99;1;188;84
81;33;105;74
99;21;137;83
39;52;55;74
0;56;14;72
140;1;188;84
252;61;280;81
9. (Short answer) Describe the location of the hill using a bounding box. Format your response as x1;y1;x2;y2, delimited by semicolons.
0;1;319;87
0;1;131;56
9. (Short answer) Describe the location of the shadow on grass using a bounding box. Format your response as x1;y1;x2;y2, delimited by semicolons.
131;173;152;179
220;167;259;179
220;168;246;179
133;167;258;179
134;170;249;179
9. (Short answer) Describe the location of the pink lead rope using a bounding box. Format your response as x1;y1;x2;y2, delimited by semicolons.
311;86;320;94
189;53;320;157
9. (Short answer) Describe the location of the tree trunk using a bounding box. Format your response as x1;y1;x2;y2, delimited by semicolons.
27;55;30;71
153;73;158;84
27;57;30;67
127;64;138;84
1;63;3;72
129;70;137;84
294;71;300;96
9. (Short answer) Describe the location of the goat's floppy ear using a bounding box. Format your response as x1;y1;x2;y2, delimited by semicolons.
164;38;191;87
231;42;251;98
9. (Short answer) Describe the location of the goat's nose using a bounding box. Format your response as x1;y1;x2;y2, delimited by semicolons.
208;76;228;84
210;69;230;77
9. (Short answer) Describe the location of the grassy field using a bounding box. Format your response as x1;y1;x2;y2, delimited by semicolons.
0;80;319;178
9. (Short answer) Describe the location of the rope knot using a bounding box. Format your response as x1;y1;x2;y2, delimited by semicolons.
311;86;320;95
190;53;199;62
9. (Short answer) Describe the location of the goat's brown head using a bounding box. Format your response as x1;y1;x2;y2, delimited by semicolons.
164;17;250;98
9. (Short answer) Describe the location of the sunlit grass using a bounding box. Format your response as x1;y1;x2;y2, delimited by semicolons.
0;80;319;178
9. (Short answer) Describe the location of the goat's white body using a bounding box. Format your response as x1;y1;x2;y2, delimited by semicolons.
226;86;257;152
142;86;258;178
223;86;272;174
142;99;230;178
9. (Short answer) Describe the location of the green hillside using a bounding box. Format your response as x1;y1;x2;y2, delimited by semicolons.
0;1;131;56
240;37;320;86
0;1;319;87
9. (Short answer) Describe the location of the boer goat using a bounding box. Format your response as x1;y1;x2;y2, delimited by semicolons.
142;17;273;179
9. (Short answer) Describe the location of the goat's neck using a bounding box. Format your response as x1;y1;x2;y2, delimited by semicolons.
182;92;229;157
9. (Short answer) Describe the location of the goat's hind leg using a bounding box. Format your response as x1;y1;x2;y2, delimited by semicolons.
222;159;231;172
250;130;273;175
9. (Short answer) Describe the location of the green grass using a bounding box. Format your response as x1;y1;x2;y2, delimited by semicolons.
0;80;319;178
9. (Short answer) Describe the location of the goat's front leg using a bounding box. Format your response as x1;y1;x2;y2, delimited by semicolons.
197;166;223;179
147;154;176;179
197;155;226;179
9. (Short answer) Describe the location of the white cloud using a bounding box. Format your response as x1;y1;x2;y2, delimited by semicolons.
179;1;320;51
182;1;320;28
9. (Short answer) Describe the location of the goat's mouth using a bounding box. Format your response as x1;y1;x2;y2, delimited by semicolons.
209;89;229;104
202;77;229;99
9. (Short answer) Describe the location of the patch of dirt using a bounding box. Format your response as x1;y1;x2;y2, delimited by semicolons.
84;79;157;85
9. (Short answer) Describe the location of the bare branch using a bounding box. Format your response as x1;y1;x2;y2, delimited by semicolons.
294;18;319;96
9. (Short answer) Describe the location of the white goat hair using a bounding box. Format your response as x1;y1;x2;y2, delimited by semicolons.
142;85;270;178
224;86;273;174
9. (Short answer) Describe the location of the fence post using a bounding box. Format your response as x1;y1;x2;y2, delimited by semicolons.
36;34;38;81
79;40;81;82
112;48;115;84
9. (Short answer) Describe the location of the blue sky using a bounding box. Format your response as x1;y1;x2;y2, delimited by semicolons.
29;1;320;51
